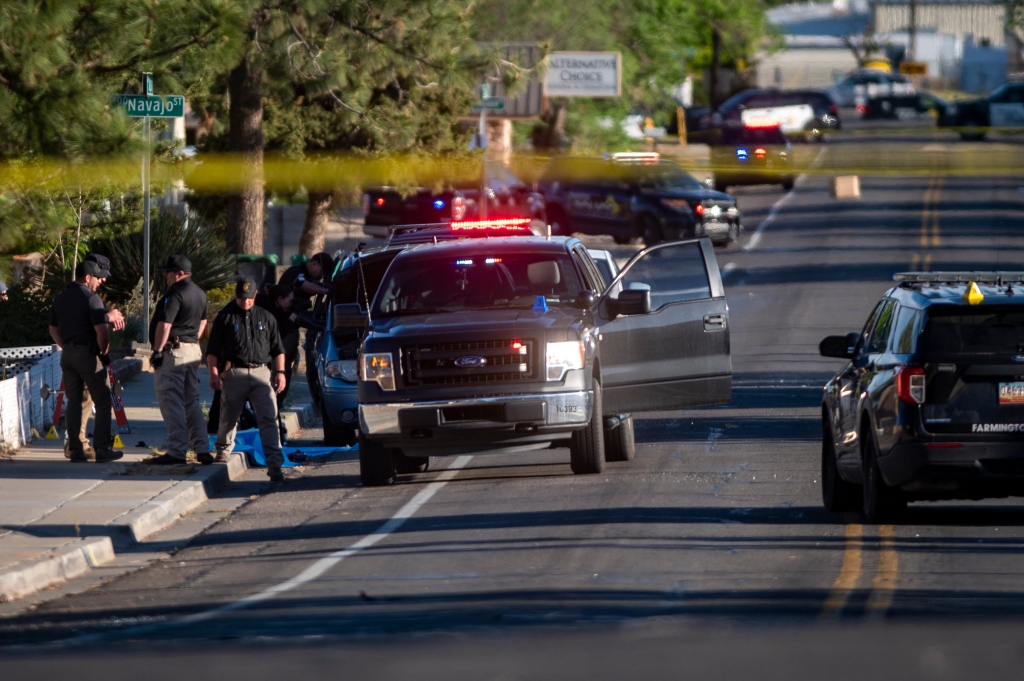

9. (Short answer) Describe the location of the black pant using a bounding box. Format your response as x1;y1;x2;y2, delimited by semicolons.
61;345;111;455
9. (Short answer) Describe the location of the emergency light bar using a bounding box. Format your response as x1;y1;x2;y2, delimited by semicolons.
894;272;1024;284
450;218;533;230
611;152;661;163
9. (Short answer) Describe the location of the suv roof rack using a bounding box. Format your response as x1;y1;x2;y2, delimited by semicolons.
894;272;1024;285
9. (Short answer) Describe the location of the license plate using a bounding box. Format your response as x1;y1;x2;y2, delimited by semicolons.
999;382;1024;404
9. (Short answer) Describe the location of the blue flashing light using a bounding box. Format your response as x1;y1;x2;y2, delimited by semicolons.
433;199;445;210
454;259;474;266
736;148;749;161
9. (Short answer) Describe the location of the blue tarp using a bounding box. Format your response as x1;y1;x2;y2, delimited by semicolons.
208;429;357;468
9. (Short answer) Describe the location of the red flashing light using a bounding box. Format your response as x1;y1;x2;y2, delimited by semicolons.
744;118;780;129
754;147;767;158
896;366;926;405
511;338;523;350
450;218;532;230
856;103;867;115
695;204;705;216
376;197;385;206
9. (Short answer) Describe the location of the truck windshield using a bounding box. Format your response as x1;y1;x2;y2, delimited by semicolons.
920;306;1024;354
374;252;584;317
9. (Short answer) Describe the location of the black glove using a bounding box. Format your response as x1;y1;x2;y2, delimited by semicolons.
292;298;312;313
150;350;164;368
99;354;111;367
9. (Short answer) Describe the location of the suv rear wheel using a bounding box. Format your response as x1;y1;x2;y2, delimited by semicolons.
570;381;606;474
604;414;635;462
821;415;860;512
861;425;906;523
639;214;663;246
359;434;396;486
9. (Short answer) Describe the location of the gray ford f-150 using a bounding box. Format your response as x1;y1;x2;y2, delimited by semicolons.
352;235;732;486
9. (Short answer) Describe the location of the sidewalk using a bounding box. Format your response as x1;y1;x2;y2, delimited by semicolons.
0;368;317;604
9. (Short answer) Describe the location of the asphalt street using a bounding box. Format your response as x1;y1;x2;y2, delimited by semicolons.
4;128;1024;678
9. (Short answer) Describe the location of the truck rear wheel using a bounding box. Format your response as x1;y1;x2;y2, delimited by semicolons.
394;450;429;474
570;382;606;474
359;435;396;486
604;414;635;462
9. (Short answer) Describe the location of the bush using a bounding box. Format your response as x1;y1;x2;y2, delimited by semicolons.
0;284;56;348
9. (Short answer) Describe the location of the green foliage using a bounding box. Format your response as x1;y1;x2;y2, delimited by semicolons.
89;209;235;307
0;284;55;348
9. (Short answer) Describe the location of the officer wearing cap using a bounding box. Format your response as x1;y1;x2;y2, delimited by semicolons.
144;255;212;465
207;276;287;481
62;253;126;460
47;259;122;463
277;252;334;306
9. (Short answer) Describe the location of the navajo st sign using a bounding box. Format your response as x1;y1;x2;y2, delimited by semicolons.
110;94;185;118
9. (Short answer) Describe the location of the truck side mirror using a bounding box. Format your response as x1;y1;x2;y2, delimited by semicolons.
608;289;651;318
333;303;368;330
576;290;597;309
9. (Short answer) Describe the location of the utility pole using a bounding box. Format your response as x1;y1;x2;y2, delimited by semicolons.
478;83;489;220
908;0;917;62
141;73;152;346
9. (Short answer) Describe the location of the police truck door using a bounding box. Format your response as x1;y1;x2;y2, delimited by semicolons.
597;238;732;412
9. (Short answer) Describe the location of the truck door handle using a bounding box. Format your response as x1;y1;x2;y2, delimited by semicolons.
704;313;726;330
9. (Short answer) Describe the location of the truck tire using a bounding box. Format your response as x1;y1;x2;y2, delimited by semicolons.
639;214;663;246
861;426;906;523
394;450;429;474
604;414;635;462
959;121;985;141
323;409;356;447
821;415;860;512
570;381;606;474
359;435;396;486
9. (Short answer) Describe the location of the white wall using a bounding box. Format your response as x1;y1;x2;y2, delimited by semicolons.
756;48;860;88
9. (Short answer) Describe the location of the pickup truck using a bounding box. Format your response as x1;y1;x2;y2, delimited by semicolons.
350;235;733;485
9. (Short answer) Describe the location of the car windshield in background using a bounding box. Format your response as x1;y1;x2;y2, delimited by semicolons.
623;163;703;189
374;252;584;317
920;307;1024;354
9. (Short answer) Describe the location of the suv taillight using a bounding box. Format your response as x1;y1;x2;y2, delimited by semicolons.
896;366;926;405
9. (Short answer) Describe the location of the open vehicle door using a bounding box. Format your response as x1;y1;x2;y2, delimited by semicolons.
597;238;731;413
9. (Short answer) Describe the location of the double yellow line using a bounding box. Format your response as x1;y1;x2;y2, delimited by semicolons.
921;175;944;248
821;523;899;617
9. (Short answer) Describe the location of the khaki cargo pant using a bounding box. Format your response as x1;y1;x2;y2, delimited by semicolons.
215;366;283;468
154;343;210;460
60;345;112;456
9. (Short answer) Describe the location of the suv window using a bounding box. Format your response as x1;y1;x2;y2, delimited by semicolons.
919;306;1024;354
621;162;702;189
572;245;605;293
616;241;710;309
891;304;922;353
864;300;897;353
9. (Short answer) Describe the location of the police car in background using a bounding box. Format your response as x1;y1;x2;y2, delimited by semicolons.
710;122;795;192
538;153;741;246
828;69;914;108
939;82;1024;140
820;272;1024;522
714;89;840;142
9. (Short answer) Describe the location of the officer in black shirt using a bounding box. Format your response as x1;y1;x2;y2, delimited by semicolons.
207;276;287;481
256;283;299;411
145;255;212;466
47;260;122;463
277;252;334;305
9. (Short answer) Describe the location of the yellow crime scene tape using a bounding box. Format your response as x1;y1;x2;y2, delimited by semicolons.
0;144;1019;194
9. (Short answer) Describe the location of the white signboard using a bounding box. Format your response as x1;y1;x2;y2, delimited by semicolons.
545;52;621;98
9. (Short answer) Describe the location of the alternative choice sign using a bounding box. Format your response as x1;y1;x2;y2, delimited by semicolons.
110;94;185;118
544;52;621;98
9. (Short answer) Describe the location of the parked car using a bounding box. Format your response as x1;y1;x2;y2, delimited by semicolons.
828;69;914;107
938;82;1024;140
538;153;741;246
862;91;949;122
363;161;545;238
714;89;840;142
710;122;795;192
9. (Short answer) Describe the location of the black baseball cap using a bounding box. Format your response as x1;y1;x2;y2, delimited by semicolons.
76;260;109;279
156;254;192;273
235;276;258;299
85;253;112;277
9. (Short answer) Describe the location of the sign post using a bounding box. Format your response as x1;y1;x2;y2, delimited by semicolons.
110;74;184;345
472;84;493;219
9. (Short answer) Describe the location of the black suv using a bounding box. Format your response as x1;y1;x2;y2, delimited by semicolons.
710;124;794;192
820;272;1024;522
715;88;841;142
353;236;732;485
538;155;740;246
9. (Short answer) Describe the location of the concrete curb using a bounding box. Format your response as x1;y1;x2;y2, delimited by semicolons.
0;537;114;603
112;357;143;384
280;402;317;437
0;452;249;602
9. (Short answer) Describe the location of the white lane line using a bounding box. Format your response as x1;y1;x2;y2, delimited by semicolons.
742;147;828;253
172;455;475;627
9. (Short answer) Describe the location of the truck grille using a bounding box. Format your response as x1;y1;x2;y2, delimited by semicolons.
403;338;534;386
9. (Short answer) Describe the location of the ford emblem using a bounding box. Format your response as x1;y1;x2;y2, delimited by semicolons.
1013;355;1024;363
455;355;487;368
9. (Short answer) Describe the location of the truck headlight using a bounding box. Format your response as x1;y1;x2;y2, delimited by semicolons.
546;341;585;381
326;360;358;382
360;353;395;391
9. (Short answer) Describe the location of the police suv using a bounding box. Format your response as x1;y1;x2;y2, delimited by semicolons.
538;153;741;246
820;272;1024;522
352;236;733;485
939;82;1024;140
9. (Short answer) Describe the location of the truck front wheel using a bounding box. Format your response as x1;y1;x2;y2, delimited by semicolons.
570;382;606;474
359;435;396;486
604;414;635;462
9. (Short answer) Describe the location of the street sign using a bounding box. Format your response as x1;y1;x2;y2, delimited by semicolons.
900;61;927;76
110;94;185;118
471;97;505;111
